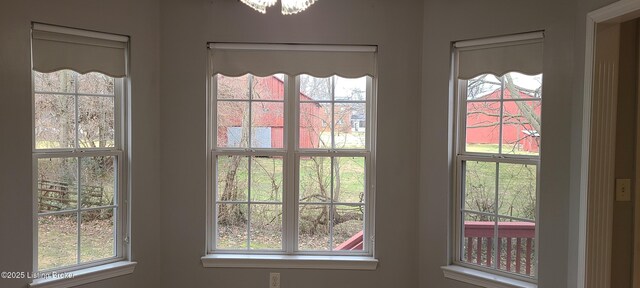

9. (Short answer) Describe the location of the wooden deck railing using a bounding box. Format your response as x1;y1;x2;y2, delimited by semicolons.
335;231;364;251
464;221;535;276
328;221;535;276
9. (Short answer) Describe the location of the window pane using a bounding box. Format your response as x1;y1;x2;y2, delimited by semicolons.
300;75;332;101
217;74;249;100
299;156;331;203
497;218;536;276
466;101;500;154
34;70;76;93
251;102;284;148
250;156;283;202
463;161;496;214
38;213;78;270
77;72;115;95
217;101;249;148
298;204;330;251
501;101;541;156
217;74;285;101
217;156;248;202
251;74;285;101
462;212;495;269
498;163;537;220
217;203;248;249
34;94;76;149
299;102;331;149
505;72;542;99
334;103;366;149
78;96;115;148
333;157;365;204
37;157;78;212
80;208;115;263
334;76;367;101
333;205;364;251
250;204;282;250
80;156;115;208
466;74;501;101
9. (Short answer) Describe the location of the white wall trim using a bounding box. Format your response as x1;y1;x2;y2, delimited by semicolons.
29;261;136;288
635;17;640;288
588;0;640;24
201;254;378;270
441;265;537;288
581;1;640;288
584;23;620;288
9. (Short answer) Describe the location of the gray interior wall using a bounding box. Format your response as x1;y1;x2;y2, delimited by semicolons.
2;0;636;287
158;0;423;287
419;0;593;287
0;1;162;288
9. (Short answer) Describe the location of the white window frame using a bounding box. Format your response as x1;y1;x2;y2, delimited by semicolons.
451;56;541;283
206;51;377;262
31;72;129;274
30;25;133;284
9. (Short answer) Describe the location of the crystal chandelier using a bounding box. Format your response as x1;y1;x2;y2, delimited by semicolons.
240;0;318;15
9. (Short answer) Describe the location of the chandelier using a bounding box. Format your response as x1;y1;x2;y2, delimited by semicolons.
240;0;318;15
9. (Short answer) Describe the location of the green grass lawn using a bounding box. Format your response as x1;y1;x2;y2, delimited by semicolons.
467;143;538;156
217;155;365;250
38;215;114;271
217;156;366;203
464;159;537;220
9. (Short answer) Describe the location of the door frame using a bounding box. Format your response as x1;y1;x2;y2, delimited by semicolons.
581;1;640;287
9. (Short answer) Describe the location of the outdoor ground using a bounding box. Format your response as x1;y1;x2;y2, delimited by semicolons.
38;215;114;270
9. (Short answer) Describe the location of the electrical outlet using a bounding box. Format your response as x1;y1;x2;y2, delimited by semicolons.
616;178;631;201
270;272;280;288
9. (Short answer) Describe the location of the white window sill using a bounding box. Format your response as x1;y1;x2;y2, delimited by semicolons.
30;261;136;288
441;265;536;288
201;254;378;270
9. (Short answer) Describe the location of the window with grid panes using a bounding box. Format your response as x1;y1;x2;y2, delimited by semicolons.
209;44;376;256
31;24;129;273
453;33;542;281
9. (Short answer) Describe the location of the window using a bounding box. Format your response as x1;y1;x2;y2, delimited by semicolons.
31;24;129;273
452;33;542;282
208;44;376;258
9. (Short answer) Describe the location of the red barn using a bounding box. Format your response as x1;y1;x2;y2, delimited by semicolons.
216;75;324;148
466;89;541;153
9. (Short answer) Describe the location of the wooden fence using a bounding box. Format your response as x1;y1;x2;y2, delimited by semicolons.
38;180;109;211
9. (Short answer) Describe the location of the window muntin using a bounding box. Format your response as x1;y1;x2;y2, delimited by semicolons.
211;72;373;255
299;75;368;150
216;74;286;149
33;70;124;272
215;154;284;250
463;73;542;156
297;156;366;251
456;72;540;279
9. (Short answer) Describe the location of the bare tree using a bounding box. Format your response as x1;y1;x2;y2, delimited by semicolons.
464;73;540;221
35;71;117;218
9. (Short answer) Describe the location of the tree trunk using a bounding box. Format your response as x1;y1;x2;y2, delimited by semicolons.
218;75;253;225
332;158;342;224
504;74;541;133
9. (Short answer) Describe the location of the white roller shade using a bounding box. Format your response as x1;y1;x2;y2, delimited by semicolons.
209;43;377;78
32;24;129;77
455;32;543;80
